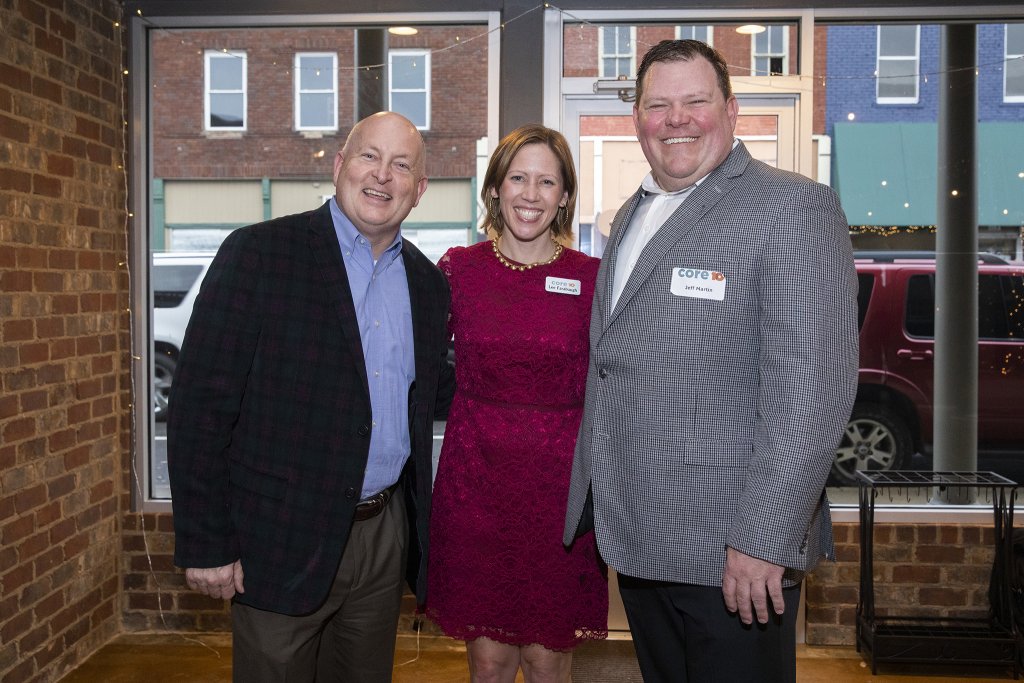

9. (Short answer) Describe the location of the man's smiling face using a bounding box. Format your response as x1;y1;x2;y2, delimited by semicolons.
633;56;738;193
333;113;427;249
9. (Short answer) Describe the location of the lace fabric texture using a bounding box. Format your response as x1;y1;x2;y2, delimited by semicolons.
426;241;608;649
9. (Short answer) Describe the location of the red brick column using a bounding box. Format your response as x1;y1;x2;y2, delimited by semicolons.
0;1;128;681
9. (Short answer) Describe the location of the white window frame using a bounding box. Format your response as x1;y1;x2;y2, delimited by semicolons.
676;24;713;45
599;25;636;79
388;49;431;130
294;52;338;131
1005;24;1024;103
751;25;789;76
876;25;920;104
204;49;247;131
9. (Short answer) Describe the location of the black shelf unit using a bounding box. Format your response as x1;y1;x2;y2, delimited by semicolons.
856;470;1019;678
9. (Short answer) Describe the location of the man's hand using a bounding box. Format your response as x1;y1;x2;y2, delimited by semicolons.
185;560;244;600
721;547;785;625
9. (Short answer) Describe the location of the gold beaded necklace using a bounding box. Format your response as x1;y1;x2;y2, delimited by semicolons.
491;238;563;272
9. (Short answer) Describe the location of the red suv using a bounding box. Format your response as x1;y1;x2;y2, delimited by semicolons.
831;252;1024;485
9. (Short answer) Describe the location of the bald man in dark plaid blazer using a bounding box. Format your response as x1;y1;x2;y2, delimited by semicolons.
169;112;454;682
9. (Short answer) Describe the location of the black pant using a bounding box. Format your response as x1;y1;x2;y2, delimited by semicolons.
618;574;800;683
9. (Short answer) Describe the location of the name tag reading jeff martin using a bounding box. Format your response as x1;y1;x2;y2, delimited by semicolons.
545;276;582;296
670;267;726;301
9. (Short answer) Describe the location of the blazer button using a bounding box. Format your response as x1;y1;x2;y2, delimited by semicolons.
345;487;357;499
357;424;370;437
598;368;609;378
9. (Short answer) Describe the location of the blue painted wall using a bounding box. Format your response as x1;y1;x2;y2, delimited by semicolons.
825;24;1024;137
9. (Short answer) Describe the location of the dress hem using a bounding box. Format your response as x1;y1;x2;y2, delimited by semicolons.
424;611;608;652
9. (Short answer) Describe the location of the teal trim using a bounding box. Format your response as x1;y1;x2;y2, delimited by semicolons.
262;177;271;220
151;178;165;252
164;223;250;231
401;221;474;230
164;222;471;232
833;122;1024;227
471;175;484;244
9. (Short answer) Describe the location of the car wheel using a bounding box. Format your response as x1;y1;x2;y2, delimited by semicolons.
831;402;913;486
153;353;176;422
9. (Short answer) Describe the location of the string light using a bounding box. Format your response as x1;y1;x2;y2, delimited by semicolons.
130;3;1024;91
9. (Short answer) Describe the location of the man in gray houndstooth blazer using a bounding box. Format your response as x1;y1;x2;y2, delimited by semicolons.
564;40;859;682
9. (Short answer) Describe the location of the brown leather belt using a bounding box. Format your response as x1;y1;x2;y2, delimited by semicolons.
353;483;399;521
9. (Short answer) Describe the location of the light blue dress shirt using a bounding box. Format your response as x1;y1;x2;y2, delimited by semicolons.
330;198;415;499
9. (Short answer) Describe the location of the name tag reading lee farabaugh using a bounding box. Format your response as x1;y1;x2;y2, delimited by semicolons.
545;276;582;296
670;267;726;301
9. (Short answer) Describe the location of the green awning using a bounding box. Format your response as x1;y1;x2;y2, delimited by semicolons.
832;122;1024;227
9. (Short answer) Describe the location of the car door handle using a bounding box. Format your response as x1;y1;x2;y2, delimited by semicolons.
896;348;933;360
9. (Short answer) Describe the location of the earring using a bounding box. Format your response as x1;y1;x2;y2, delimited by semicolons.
556;205;568;230
487;196;500;222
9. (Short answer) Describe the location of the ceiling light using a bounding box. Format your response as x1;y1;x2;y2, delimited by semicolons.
736;24;767;35
388;26;418;36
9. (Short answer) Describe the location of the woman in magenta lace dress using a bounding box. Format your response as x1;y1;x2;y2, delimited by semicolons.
427;125;607;682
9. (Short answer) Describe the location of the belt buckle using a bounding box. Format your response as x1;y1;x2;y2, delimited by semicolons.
354;486;391;521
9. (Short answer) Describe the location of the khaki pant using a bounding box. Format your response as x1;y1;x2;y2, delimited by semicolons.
231;492;408;683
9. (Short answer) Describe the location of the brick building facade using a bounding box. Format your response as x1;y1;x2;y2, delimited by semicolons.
152;26;488;182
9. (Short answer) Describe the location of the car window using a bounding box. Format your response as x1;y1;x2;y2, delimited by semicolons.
980;274;1024;340
1005;275;1024;340
857;273;874;331
979;275;1009;339
905;273;935;337
153;265;204;308
905;272;1024;340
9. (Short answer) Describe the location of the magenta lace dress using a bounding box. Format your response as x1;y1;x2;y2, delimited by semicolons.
426;240;607;650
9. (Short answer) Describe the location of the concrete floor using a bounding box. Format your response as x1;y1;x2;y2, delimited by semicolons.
57;632;1019;682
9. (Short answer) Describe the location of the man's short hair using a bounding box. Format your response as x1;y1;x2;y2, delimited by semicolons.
634;39;734;104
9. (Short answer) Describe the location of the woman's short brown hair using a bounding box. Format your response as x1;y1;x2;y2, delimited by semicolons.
480;124;578;240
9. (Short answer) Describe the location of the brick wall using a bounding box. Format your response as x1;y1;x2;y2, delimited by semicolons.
806;522;998;645
121;514;231;632
0;1;128;681
120;518;1004;649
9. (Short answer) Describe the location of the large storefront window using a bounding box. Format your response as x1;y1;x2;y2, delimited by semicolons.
557;13;1024;507
137;17;496;503
820;21;1024;502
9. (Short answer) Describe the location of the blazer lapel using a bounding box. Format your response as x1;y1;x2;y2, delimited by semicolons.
308;202;370;397
597;190;644;330
401;240;430;389
604;143;751;329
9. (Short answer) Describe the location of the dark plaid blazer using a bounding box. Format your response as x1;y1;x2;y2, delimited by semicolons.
168;201;454;616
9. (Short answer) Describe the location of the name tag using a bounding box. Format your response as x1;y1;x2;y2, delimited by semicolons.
670;267;726;301
545;276;581;296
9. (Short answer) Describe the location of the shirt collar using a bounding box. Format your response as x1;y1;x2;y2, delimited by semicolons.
329;196;404;262
642;138;740;196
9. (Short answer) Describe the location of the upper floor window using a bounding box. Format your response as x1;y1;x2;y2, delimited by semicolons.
1006;24;1024;102
752;26;788;76
389;50;430;130
295;53;338;131
205;50;247;130
677;25;713;45
876;25;920;104
600;25;635;79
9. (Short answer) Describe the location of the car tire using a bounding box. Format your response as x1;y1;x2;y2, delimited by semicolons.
831;402;913;486
154;353;176;422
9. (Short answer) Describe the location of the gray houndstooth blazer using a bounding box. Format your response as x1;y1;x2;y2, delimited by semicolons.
563;142;859;588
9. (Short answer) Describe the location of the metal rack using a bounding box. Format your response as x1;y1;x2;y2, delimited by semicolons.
856;470;1019;678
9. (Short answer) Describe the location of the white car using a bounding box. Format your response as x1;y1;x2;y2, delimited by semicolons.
152;253;213;420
